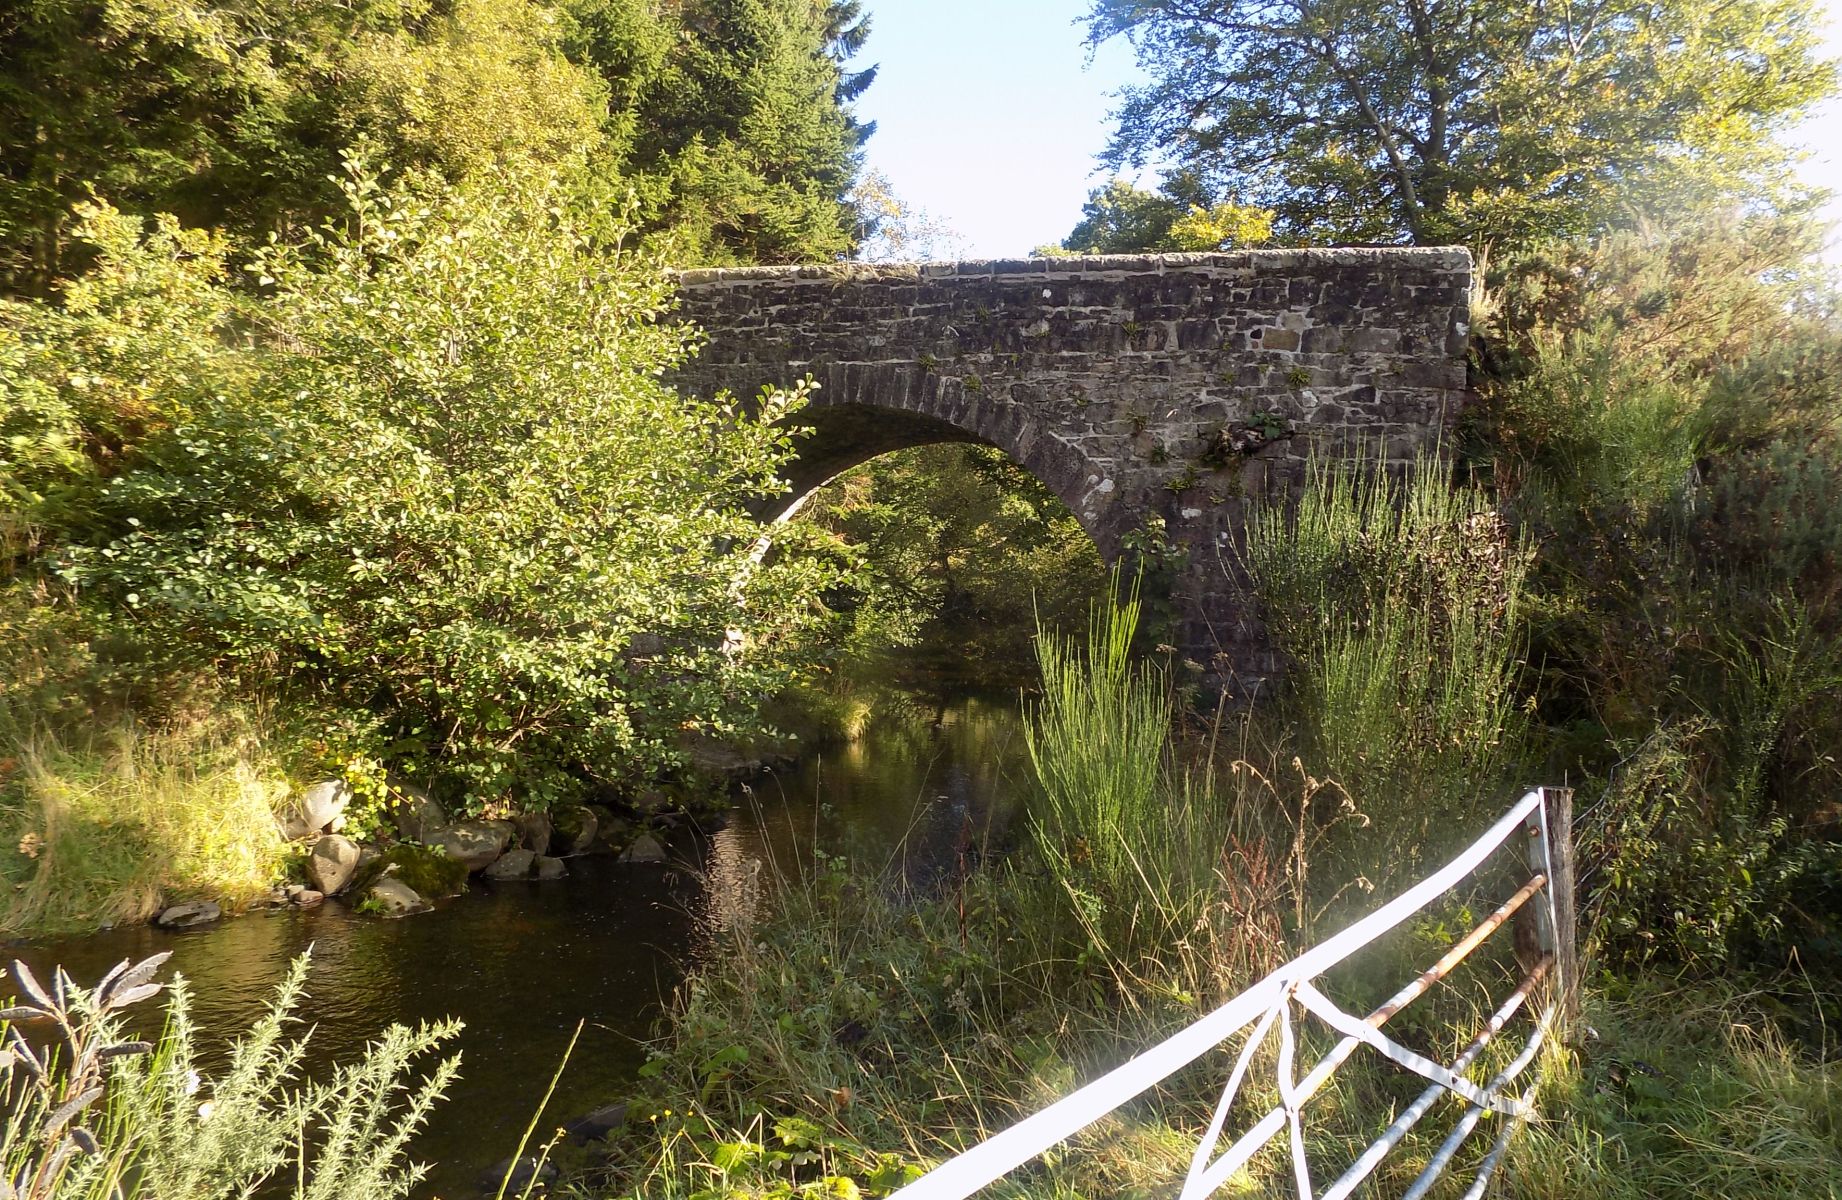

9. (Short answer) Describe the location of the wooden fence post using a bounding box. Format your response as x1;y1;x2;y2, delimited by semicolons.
1542;786;1581;1034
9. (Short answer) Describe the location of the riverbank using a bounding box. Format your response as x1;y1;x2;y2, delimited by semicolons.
559;586;1842;1200
7;698;1035;1199
0;704;775;941
577;841;1842;1199
569;762;1842;1200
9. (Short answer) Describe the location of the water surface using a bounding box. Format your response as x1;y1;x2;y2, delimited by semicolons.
9;696;1031;1198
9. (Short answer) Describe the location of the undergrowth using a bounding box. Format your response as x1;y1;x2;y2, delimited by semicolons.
574;432;1842;1199
0;716;288;936
1;952;461;1199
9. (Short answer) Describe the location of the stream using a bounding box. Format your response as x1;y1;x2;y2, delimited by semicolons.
8;695;1034;1199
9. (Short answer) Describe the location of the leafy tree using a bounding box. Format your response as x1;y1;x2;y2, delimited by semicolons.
1084;0;1837;247
0;0;609;293
1;165;843;807
823;0;879;145
852;170;970;262
1042;178;1273;255
1467;211;1842;968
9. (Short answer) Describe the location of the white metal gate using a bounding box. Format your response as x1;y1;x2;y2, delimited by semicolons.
892;787;1578;1200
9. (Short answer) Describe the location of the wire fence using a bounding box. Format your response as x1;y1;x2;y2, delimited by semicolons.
891;787;1578;1200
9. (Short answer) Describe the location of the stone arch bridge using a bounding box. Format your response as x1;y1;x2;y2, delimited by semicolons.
673;249;1472;693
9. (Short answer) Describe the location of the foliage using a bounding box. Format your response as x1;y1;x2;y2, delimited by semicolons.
1;953;459;1199
0;0;875;293
1039;178;1274;256
0;715;286;937
850;172;969;263
0;0;610;293
607;0;871;265
1083;0;1837;247
1243;454;1531;861
794;445;1105;692
1474;214;1842;972
2;165;846;812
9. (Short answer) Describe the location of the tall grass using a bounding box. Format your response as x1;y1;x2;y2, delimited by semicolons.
1024;577;1300;1005
0;717;287;935
1024;575;1170;887
1244;453;1530;859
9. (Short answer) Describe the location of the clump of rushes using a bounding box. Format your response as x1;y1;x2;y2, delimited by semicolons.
1242;451;1530;865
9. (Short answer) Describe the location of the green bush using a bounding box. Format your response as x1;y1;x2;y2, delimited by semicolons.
1;952;459;1199
1469;218;1842;973
1;163;846;812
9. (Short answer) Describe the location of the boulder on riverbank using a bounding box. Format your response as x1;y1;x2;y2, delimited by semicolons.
432;820;515;872
587;806;628;852
308;834;362;895
533;854;566;879
277;780;351;841
513;812;553;855
552;804;599;855
155;900;221;928
478;1155;557;1197
620;833;666;864
562;1102;628;1144
483;847;536;879
367;877;429;917
391;784;449;841
352;843;470;898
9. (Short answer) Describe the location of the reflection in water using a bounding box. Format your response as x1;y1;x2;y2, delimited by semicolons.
704;826;765;933
7;696;1032;1198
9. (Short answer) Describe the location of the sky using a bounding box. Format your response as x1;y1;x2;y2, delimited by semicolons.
1801;0;1842;262
853;0;1842;262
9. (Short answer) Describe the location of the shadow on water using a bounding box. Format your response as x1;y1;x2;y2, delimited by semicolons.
7;694;1033;1198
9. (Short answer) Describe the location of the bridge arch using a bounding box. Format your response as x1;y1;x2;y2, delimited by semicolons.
759;396;1119;558
673;250;1472;693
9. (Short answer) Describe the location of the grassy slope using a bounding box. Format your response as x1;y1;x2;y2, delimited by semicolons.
0;717;287;935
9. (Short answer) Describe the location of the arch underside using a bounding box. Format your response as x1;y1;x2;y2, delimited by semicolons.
764;400;1122;557
767;403;983;522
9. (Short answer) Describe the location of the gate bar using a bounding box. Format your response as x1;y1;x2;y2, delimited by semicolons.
892;792;1545;1200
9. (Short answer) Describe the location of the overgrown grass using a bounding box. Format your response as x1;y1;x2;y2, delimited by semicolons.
0;715;287;936
1504;977;1842;1199
1243;453;1530;866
